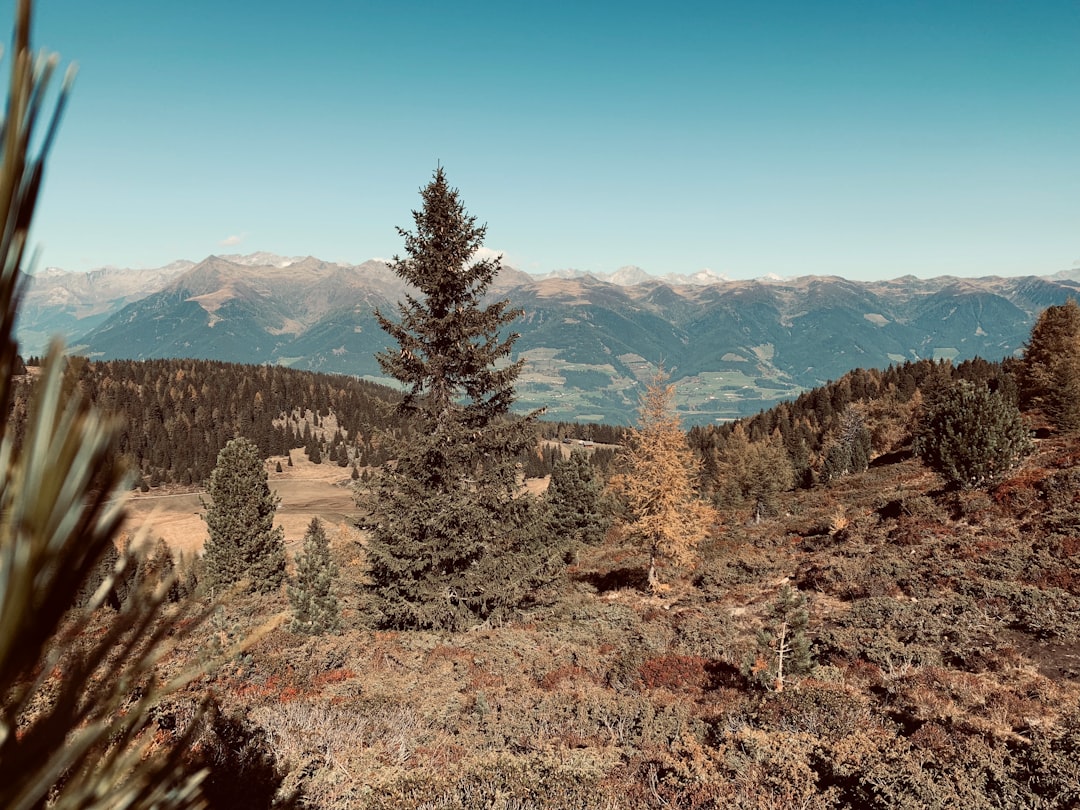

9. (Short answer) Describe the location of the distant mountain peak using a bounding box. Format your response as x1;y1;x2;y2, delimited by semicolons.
21;250;1080;425
219;251;308;268
528;265;730;287
679;268;730;285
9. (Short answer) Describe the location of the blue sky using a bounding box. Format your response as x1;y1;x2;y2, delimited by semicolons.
11;0;1080;280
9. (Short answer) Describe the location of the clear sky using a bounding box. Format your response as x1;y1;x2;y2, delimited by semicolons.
11;0;1080;280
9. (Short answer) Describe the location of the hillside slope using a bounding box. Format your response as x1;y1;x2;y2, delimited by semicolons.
143;422;1080;808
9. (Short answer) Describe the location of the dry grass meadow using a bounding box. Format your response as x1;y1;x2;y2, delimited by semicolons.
123;450;364;555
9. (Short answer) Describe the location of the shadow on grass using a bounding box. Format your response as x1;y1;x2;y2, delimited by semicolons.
706;659;746;690
574;566;648;593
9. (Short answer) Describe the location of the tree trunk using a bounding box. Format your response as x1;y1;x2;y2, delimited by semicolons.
775;620;788;692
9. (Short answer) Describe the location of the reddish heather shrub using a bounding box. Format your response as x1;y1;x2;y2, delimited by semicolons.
538;665;597;691
639;655;712;692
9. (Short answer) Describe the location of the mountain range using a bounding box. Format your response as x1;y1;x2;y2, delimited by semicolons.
17;253;1080;424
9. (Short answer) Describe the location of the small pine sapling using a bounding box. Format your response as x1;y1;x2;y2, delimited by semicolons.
288;518;341;635
747;585;813;691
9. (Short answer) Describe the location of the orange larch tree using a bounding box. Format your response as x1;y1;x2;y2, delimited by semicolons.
611;370;717;592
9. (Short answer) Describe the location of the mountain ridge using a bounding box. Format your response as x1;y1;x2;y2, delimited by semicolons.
18;253;1080;423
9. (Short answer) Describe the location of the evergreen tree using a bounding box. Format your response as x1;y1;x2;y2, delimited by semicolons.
75;540;122;611
288;518;340;635
202;437;286;594
361;168;561;630
711;425;795;522
820;406;872;483
914;379;1032;489
521;443;555;479
545;449;609;546
746;586;813;692
151;537;184;603
1020;299;1080;432
610;370;716;593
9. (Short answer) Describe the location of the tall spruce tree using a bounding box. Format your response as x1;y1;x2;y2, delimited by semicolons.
361;168;560;630
1020;299;1080;432
202;437;286;594
288;518;340;635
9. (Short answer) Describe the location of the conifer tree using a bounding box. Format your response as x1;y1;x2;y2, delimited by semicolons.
711;424;794;522
202;437;286;594
1020;299;1080;432
747;585;813;692
150;537;184;603
545;449;609;545
360;168;560;630
610;370;716;592
914;379;1031;489
820;406;872;483
288;518;340;635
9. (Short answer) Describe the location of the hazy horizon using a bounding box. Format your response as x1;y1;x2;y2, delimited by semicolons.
30;249;1080;284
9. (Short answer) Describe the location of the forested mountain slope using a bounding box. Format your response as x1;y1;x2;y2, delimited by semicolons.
10;358;404;486
19;253;1080;423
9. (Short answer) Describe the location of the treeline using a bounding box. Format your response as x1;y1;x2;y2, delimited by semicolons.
689;356;1018;490
10;355;625;487
520;442;619;479
8;353;1020;493
536;420;628;445
11;357;407;486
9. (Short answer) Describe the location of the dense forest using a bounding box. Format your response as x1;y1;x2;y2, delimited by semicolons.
691;356;1018;484
6;353;1011;494
8;357;628;486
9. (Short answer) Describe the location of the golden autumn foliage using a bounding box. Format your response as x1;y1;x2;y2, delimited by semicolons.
610;371;717;592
